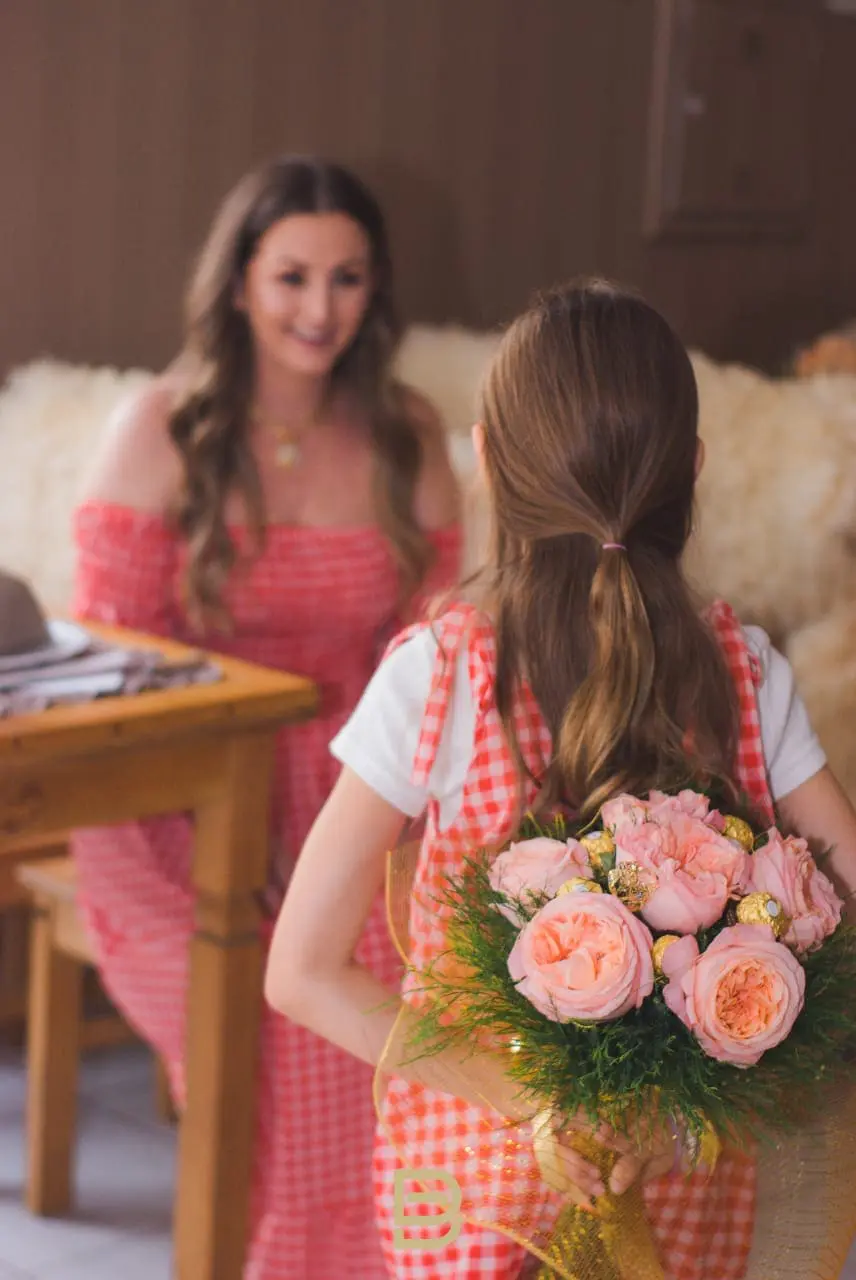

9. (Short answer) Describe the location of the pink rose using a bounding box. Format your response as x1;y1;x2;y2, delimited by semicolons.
602;789;721;834
616;815;749;934
647;790;712;823
507;893;654;1023
662;924;805;1067
601;794;649;833
488;838;593;925
748;832;843;954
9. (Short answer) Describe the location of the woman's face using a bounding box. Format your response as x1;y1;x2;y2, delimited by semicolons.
239;212;373;378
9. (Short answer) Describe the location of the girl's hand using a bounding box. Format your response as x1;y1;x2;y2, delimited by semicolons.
593;1112;676;1195
532;1110;676;1205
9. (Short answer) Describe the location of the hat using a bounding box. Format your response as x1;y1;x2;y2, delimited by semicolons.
0;570;90;673
0;571;50;656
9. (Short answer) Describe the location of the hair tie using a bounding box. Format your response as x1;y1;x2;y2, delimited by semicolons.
601;542;626;552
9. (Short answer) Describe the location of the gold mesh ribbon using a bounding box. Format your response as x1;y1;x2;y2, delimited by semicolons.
531;1116;665;1280
377;841;856;1278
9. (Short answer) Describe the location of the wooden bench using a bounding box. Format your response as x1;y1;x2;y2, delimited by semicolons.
16;855;175;1215
0;836;72;1031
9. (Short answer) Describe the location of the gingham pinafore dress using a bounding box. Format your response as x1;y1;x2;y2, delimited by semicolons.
374;600;774;1280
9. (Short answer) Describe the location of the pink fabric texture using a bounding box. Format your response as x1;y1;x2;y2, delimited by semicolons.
70;500;460;1280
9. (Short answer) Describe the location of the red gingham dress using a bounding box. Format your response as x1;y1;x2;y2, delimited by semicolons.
70;499;460;1280
373;599;774;1280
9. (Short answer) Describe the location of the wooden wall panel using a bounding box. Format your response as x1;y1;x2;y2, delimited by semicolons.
0;2;49;367
41;1;124;363
181;0;258;244
109;0;194;367
0;0;854;379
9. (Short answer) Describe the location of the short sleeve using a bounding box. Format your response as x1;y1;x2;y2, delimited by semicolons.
330;631;435;816
73;501;182;637
744;625;827;801
330;624;475;825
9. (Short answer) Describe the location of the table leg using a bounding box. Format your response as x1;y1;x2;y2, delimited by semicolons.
25;898;82;1215
173;730;275;1280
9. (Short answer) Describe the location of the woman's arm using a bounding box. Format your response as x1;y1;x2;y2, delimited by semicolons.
777;765;856;916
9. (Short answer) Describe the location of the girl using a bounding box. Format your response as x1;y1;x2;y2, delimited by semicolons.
72;156;460;1279
265;279;856;1278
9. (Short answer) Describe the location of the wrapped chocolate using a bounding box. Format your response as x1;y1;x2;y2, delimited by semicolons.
722;816;756;852
557;877;604;896
736;891;791;941
607;862;654;913
652;934;681;976
581;830;617;875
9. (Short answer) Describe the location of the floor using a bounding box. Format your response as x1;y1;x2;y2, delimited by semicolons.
0;1042;174;1278
0;1041;854;1279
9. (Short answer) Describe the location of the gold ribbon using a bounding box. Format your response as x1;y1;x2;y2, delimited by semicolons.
531;1111;665;1280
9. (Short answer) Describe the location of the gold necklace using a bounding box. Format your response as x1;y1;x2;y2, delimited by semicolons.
252;412;305;469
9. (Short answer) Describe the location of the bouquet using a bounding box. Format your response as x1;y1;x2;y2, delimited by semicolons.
393;789;856;1279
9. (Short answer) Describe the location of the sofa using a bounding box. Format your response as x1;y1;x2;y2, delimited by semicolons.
1;325;855;798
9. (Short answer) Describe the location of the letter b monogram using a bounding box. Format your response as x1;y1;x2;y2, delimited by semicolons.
392;1167;463;1250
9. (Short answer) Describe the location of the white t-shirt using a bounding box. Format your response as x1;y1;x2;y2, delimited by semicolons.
331;625;826;830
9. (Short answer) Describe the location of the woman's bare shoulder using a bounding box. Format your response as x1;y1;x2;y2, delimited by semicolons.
79;373;185;512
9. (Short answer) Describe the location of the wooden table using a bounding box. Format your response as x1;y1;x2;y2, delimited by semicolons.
0;623;317;1280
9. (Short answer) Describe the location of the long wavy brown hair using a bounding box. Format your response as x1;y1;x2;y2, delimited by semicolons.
479;279;740;817
169;155;434;629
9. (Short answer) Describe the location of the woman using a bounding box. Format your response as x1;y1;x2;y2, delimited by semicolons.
71;156;461;1279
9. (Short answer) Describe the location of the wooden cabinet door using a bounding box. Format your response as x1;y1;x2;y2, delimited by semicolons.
645;0;821;241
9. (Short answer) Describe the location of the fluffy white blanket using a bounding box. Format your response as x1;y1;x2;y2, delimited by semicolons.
1;327;855;792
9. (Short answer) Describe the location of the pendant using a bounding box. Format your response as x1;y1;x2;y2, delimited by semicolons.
274;440;301;469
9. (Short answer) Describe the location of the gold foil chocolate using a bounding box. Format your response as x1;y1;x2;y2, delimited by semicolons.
736;891;791;941
580;830;617;874
556;877;604;896
607;862;654;913
722;815;755;852
652;934;681;976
